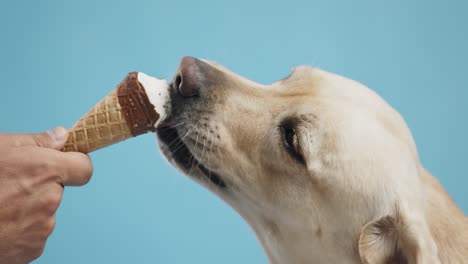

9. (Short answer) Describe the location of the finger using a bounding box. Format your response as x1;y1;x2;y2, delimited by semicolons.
40;184;64;215
17;146;93;186
31;147;94;186
0;126;68;150
55;151;94;186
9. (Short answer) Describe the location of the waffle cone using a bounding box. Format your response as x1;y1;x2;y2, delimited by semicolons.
62;72;163;153
62;89;132;153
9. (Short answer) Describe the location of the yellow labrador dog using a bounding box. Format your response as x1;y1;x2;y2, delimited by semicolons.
157;57;468;264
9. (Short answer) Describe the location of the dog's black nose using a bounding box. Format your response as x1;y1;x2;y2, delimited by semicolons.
173;56;214;98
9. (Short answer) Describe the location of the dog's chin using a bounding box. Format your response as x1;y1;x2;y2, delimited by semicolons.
157;127;227;189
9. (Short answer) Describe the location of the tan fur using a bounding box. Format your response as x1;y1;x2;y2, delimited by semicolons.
421;168;468;263
159;60;468;264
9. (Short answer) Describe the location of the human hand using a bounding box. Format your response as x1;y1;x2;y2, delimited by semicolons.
0;127;93;263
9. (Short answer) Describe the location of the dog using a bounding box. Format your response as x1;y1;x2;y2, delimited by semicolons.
157;57;468;264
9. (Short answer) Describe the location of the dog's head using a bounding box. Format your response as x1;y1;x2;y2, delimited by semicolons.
157;57;439;263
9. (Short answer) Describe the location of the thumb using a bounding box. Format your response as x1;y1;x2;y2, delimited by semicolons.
3;126;69;150
41;126;69;149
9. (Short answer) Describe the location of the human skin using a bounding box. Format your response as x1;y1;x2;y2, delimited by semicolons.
0;127;93;263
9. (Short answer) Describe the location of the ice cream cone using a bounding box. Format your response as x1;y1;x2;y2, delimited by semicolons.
62;72;169;153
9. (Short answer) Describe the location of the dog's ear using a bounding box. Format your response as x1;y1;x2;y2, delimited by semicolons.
358;214;404;264
358;209;441;264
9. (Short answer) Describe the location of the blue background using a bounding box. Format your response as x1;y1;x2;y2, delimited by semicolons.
0;0;466;263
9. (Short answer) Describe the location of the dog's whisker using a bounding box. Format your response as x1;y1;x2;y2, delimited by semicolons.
207;135;215;187
209;135;214;160
194;134;214;187
159;129;180;149
179;121;198;143
195;138;207;171
216;145;226;171
168;121;186;129
165;121;197;150
216;144;237;187
169;141;188;154
187;128;201;176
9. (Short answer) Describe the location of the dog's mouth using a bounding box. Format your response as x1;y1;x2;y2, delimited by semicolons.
157;127;226;188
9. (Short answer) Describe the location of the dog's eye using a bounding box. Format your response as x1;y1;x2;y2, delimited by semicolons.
280;120;306;165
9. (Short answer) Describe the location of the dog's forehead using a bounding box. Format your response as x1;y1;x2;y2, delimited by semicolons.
201;59;269;88
269;68;324;99
291;65;316;75
202;59;319;88
276;66;322;88
288;65;316;78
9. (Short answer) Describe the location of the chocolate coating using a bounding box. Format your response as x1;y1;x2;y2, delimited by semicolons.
117;72;160;136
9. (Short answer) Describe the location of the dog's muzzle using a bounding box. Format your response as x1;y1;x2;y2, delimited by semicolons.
156;57;227;188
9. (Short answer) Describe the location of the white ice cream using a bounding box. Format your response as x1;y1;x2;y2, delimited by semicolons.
137;72;171;128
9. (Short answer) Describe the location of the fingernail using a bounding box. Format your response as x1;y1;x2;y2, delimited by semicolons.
47;127;68;142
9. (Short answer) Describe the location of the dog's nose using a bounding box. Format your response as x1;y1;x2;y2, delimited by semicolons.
173;56;212;98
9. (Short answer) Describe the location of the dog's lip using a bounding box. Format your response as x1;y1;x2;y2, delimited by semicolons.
157;127;226;188
156;115;177;129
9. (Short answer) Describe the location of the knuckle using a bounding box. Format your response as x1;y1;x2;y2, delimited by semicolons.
78;154;93;184
43;188;63;213
49;187;63;204
43;217;56;237
82;169;93;184
36;216;56;240
83;154;94;174
50;191;62;210
30;245;45;260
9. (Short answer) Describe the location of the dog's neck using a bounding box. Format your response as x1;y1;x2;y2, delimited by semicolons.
421;168;468;263
250;216;360;264
243;202;363;264
244;169;468;264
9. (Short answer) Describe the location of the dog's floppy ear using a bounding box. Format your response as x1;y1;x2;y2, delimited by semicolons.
358;208;441;264
358;214;405;264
